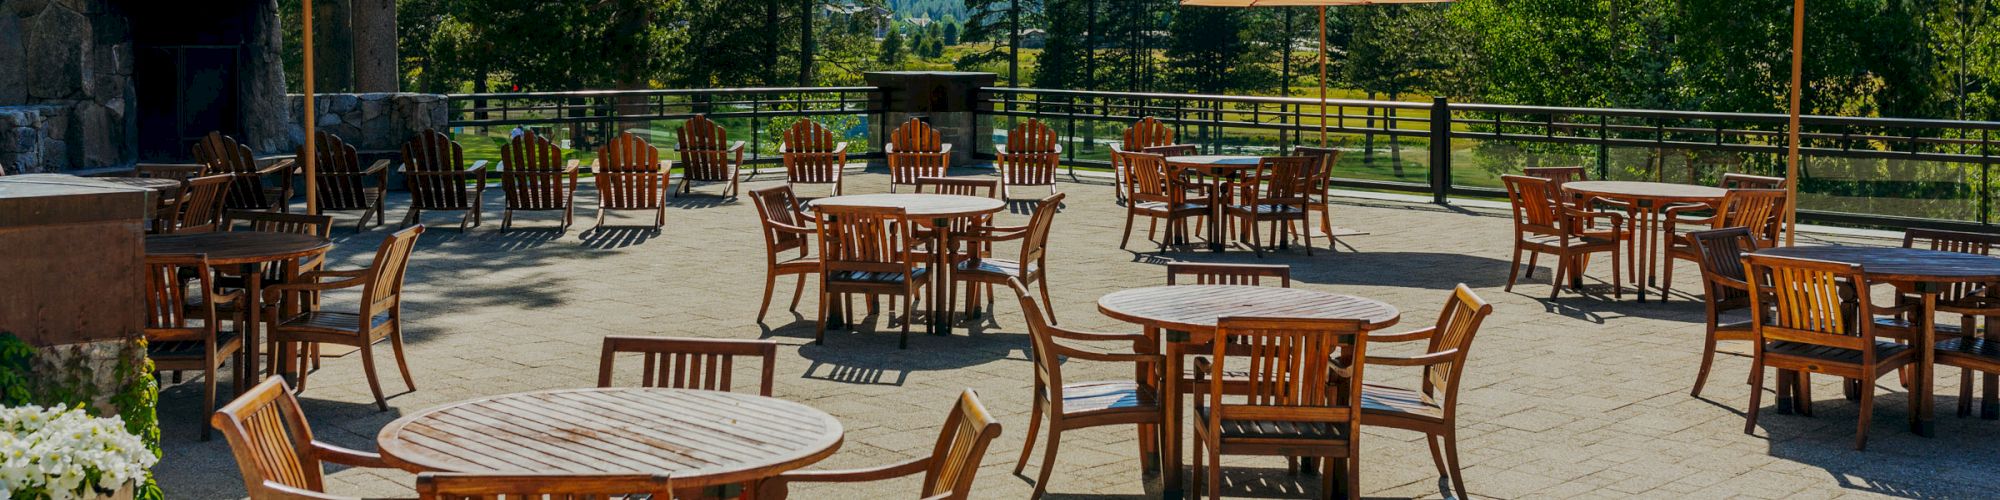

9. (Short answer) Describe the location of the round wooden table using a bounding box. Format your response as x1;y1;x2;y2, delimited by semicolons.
96;177;182;192
146;231;333;381
377;388;844;494
1562;181;1729;302
1756;245;2000;434
1165;156;1262;252
810;194;1006;338
1097;285;1400;497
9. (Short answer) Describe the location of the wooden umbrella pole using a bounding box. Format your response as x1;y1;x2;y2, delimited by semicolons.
1318;6;1328;146
1784;0;1802;246
302;0;318;215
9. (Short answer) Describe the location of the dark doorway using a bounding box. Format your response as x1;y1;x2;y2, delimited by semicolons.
128;0;261;161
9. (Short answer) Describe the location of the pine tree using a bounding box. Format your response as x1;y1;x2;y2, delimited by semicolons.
880;28;907;65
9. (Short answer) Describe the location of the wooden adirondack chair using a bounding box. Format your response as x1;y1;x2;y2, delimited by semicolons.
781;120;848;199
400;130;489;231
497;130;580;231
998;119;1062;199
886;118;952;192
594;132;670;229
677;115;746;198
304;131;390;232
194;131;295;213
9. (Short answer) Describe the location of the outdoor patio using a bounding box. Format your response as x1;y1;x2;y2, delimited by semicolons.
148;168;2000;499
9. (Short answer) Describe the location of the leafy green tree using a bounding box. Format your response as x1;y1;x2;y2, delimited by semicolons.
943;18;961;45
880;28;907;65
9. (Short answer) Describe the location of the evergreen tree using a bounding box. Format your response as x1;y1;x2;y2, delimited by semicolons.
880;28;907;65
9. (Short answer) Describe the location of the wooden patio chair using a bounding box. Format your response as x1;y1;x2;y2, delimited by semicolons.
677;114;746;198
1360;284;1494;498
1900;228;2000;417
1686;227;1760;399
750;185;819;322
145;253;245;441
998;119;1061;199
758;389;1002;500
597;336;778;395
1743;254;1918;450
1521;166;1590;187
1194;317;1368;500
1110;117;1192;202
1117;151;1211;252
400;129;489;231
497;130;580;232
1293;145;1343;243
952;193;1063;325
168;174;235;234
261;225;425;411
220;211;336;374
417;473;673;500
195;131;296;213
303;131;391;232
1721;172;1787;189
916;176;999;198
781;120;847;199
1225;156;1319;257
1501;175;1623;299
211;378;396;500
886;118;953;192
1166;262;1291;287
594;131;671;229
1006;278;1160;499
812;204;928;348
1662;188;1787;298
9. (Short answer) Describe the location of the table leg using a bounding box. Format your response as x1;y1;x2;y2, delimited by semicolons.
244;265;265;383
1208;176;1228;252
932;217;951;336
1161;338;1185;498
1917;290;1937;437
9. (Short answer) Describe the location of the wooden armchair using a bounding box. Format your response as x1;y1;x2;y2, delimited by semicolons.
1662;188;1786;298
915;177;999;198
417;473;673;500
261;225;425;411
219;211;336;373
952;193;1063;325
812;204;928;348
1901;228;2000;417
997;119;1061;199
1293;145;1343;242
1523;166;1632;216
1110;117;1192;202
594;132;671;229
758;389;1002;500
1722;172;1786;189
1194;317;1368;500
212;378;396;499
1117;151;1211;252
497;130;580;232
1166;262;1291;287
1686;228;1760;399
1743;254;1917;450
145;254;245;441
677;114;746;197
886;118;953;192
168;174;235;234
195;131;296;213
750;186;818;322
782;120;848;199
400;130;489;231
305;131;391;232
597;336;778;394
1005;278;1160;498
1501;175;1622;299
1360;284;1493;498
1225;156;1318;257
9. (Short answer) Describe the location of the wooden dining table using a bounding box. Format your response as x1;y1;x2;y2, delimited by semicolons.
376;388;844;497
1164;155;1262;252
1563;181;1728;302
146;231;332;381
1755;245;2000;437
1098;285;1401;499
809;193;1006;336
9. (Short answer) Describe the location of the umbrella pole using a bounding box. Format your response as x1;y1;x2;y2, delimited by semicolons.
302;0;318;215
1318;6;1329;146
1784;0;1802;246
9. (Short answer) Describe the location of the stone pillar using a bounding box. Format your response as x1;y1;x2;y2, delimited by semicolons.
0;174;148;413
863;71;997;165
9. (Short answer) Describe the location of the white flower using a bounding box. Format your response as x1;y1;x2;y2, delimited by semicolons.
0;405;157;499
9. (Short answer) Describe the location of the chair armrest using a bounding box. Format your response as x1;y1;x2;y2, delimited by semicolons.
1052;144;1063;154
1042;324;1151;345
262;274;368;302
728;141;747;154
361;159;391;176
1365;349;1460;367
770;456;931;484
955;229;1028;243
1050;343;1162;365
938;143;953;155
832;143;849;155
563;160;581;174
311;441;390;468
466;160;490;174
768;221;815;235
995;144;1009;155
1367;326;1436;343
261;481;391;500
257;158;299;177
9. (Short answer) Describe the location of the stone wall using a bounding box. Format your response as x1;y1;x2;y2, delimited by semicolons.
289;93;450;153
0;0;135;171
0;105;66;173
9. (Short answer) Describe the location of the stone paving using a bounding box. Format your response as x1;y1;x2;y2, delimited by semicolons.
156;167;2000;499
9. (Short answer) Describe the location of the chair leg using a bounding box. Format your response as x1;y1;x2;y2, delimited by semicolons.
1015;393;1043;475
1662;253;1677;299
390;324;416;392
200;364;218;441
757;271;778;322
814;288;829;345
1505;245;1523;292
1037;276;1057;325
1206;441;1223;500
1960;368;1975;418
1692;328;1720;398
1443;432;1467;499
1192;437;1206;499
358;341;389;411
1745;358;1766;434
1424;434;1448;480
1855;370;1875;451
501;208;514;232
1611;247;1624;299
789;276;807;313
1031;425;1062;499
899;292;913;349
1548;253;1568;299
1525;251;1540;279
1119;210;1136;250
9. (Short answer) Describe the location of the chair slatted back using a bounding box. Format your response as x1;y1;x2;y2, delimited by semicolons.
1012;280;1070;408
749;185;809;254
401;130;477;210
922;390;1003;499
498;130;569;210
1166;263;1291;287
813;205;916;277
195;131;279;210
1689;227;1756;302
1715;189;1788;246
1744;254;1873;351
306;132;374;211
1207;317;1366;428
1522;166;1590;187
1246;156;1317;209
144;254;212;340
1722;173;1786;189
1000;119;1060;187
212;378;325;495
783;120;844;190
916;177;999;198
1015;193;1064;267
416;473;674;500
597;336;778;395
888;118;949;187
1422;285;1493;404
228;211;335;283
361;225;425;316
1293;145;1342;195
1122;117;1176;151
1119;151;1189;205
596;132;668;210
1501;175;1561;234
678;115;737;183
1903;228;2000;303
176;174;235;234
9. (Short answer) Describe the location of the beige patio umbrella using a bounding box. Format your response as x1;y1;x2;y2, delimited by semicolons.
1180;0;1455;146
1783;0;1802;245
301;2;320;213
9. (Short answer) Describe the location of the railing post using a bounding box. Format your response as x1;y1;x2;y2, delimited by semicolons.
1430;97;1451;204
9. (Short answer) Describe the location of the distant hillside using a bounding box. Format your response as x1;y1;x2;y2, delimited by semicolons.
885;0;964;21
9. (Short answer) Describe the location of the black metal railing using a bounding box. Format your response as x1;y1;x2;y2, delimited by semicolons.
445;87;883;167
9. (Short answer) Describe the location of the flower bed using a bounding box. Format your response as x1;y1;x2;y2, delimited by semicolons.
0;405;156;499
